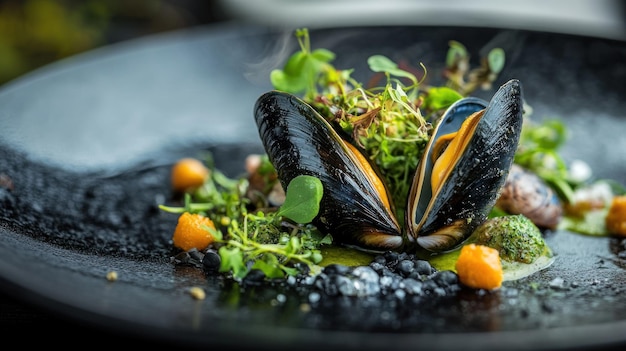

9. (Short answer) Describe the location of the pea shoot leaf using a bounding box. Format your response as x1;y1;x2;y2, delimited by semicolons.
218;246;247;278
488;48;506;74
368;55;417;85
270;51;310;93
251;255;285;279
446;40;468;67
270;51;333;94
276;175;323;224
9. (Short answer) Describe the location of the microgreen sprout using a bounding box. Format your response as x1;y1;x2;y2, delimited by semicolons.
160;160;329;280
267;28;516;217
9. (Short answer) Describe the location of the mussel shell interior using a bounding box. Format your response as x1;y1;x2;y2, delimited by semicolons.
407;97;488;226
410;79;523;251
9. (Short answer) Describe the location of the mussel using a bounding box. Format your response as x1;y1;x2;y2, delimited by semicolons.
254;79;523;253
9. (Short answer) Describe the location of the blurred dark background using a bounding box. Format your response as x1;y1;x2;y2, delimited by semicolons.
0;0;230;86
1;0;624;88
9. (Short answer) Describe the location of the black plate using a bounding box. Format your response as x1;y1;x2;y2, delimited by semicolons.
1;23;626;350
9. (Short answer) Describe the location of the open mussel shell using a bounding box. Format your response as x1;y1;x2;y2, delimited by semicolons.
254;91;404;252
254;79;523;254
408;79;524;252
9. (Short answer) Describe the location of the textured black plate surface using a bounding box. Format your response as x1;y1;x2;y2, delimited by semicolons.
1;23;625;350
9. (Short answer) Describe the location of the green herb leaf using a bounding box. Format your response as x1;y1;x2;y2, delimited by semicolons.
488;48;506;74
446;40;468;67
271;52;309;93
218;246;247;278
276;175;323;224
423;86;463;111
285;236;302;254
310;250;324;264
367;55;417;84
311;48;335;64
251;256;285;279
281;266;300;276
270;29;337;99
205;225;223;241
515;118;574;203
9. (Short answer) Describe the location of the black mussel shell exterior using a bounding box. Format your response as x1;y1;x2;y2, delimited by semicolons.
408;79;524;252
254;91;404;252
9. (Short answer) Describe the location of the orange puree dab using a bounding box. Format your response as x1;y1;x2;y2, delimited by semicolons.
172;212;216;251
455;243;503;290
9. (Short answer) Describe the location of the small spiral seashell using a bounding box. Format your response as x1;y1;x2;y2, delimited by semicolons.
496;164;562;230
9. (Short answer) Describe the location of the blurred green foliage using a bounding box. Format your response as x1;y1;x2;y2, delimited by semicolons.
0;0;218;85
